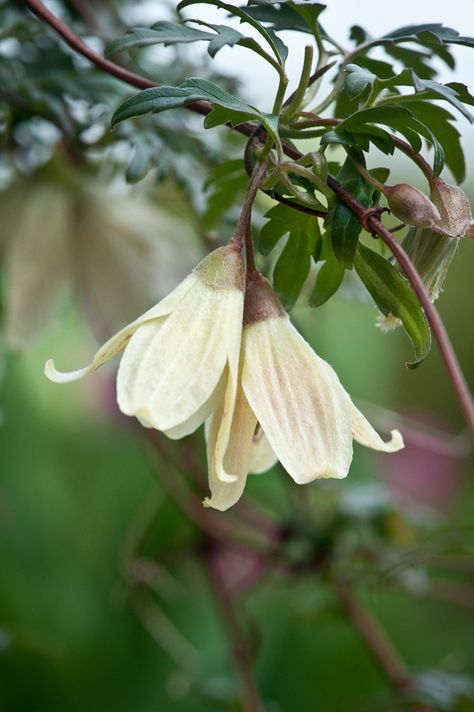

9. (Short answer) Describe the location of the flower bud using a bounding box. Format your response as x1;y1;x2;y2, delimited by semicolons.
429;177;474;238
377;226;459;331
384;184;441;227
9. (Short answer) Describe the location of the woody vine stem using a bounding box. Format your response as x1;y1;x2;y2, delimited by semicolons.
23;0;474;437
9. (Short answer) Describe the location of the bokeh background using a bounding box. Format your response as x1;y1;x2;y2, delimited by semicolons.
1;1;474;710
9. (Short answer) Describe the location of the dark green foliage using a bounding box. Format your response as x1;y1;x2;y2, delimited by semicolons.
354;243;431;367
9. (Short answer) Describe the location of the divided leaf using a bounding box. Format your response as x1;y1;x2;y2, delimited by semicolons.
177;0;288;63
259;203;320;309
338;106;445;175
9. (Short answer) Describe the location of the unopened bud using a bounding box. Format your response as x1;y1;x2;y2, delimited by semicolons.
429;177;474;238
311;151;328;181
384;184;440;227
377;226;459;331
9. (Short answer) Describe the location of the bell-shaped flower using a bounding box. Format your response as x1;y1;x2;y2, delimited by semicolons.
0;171;202;349
45;245;245;478
205;274;403;511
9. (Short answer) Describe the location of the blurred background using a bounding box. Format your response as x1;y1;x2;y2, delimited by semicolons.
1;1;474;710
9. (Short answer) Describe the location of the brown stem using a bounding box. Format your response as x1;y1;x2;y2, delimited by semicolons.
333;582;414;692
25;0;474;435
233;159;269;276
207;554;262;712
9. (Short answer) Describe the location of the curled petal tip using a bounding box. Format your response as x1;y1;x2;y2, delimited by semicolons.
387;429;404;452
44;358;89;384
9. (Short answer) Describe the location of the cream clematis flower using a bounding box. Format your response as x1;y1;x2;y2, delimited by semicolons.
45;245;245;480
205;274;403;511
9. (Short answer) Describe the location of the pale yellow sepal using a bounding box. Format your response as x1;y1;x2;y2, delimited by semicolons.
45;245;245;448
44;273;195;383
349;400;404;452
204;376;257;511
117;284;243;436
242;316;353;484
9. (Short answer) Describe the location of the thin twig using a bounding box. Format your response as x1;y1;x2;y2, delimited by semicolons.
333;581;416;694
206;552;262;712
24;0;474;434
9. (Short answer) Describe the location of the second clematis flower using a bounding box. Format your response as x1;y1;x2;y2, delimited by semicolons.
205;272;404;511
45;244;245;481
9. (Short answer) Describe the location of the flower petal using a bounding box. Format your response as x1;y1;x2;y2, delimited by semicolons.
249;425;278;474
242;317;353;484
349;400;404;452
204;381;256;511
45;273;195;383
117;282;243;435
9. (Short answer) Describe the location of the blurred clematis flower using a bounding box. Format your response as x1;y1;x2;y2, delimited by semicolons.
0;170;202;349
45;244;245;479
205;273;404;511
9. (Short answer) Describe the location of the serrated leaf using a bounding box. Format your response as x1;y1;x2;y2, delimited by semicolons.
177;0;288;64
354;242;431;368
111;77;280;144
309;255;345;307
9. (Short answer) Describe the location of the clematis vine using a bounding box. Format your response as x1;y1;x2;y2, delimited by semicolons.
45;160;404;511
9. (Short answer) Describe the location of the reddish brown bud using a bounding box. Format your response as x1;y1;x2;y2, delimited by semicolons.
384;183;440;227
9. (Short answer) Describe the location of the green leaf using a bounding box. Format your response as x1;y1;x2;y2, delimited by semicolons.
273;222;318;310
309;255;345;307
348;23;474;79
111;77;280;144
328;156;379;269
321;126;395;155
344;64;376;99
412;74;474;122
204;169;248;228
354;242;431;368
338;105;445;175
245;2;327;35
203;158;244;189
105;23;218;56
382;99;464;182
177;0;288;63
259;203;320;309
